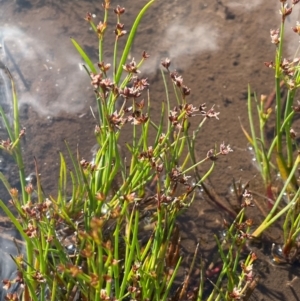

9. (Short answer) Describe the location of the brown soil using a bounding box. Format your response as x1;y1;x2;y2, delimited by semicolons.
1;0;300;300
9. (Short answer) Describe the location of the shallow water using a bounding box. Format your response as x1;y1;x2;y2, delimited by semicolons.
0;1;299;300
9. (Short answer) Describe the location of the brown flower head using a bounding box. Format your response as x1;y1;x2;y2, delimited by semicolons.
159;133;166;143
135;99;145;110
1;138;12;151
102;0;110;9
156;163;164;173
115;23;126;38
281;57;290;68
199;103;206;112
10;188;18;198
114;5;125;15
97;21;107;38
133;77;149;90
207;149;217;160
241;190;255;207
129;111;149;125
264;61;274;68
169;107;179;126
205;105;220;120
161;58;171;70
280;57;296;77
287;78;296;89
179;103;198;117
290;128;297;139
99;78;114;92
120;86;141;99
90;273;100;287
24;223;37;238
100;289;108;300
123;58;139;73
19;128;26;138
142;51;150;59
98;61;111;73
280;3;292;20
251;252;258;261
292;21;300;34
91;73;103;89
138;147;155;166
32;272;46;283
220;142;233;155
228;287;244;300
238;231;253;240
25;183;34;195
182;85;191;96
169;167;182;182
68;264;83;277
245;219;254;227
170;71;183;87
109;111;127;129
84;12;92;21
270;29;280;45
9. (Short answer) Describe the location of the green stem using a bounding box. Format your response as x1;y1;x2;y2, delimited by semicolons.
252;155;300;237
284;89;295;168
99;6;108;63
275;20;285;154
115;0;156;84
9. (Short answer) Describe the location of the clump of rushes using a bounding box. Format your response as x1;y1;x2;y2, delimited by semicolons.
242;0;300;263
0;1;260;301
204;190;259;301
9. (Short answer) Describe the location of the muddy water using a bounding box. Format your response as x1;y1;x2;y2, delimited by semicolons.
0;1;299;300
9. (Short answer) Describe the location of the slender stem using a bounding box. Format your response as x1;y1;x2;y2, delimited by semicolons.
285;90;294;169
115;0;156;84
99;6;108;63
275;19;285;154
252;155;300;237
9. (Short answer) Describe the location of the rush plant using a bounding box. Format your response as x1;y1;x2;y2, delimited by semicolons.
0;1;259;301
242;0;300;263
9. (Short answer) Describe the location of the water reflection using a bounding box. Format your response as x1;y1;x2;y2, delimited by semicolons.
0;26;92;116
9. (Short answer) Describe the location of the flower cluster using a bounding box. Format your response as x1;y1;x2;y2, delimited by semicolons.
0;138;12;151
265;57;300;89
161;58;191;98
279;2;292;21
114;5;125;15
220;142;233;155
206;142;233;160
292;20;300;34
109;111;127;129
270;29;280;45
21;199;52;221
80;158;97;172
128;110;149;125
96;21;107;38
123;58;140;74
241;190;255;207
90;72;115;96
169;167;191;186
228;254;257;299
137;146;164;173
281;57;300;89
